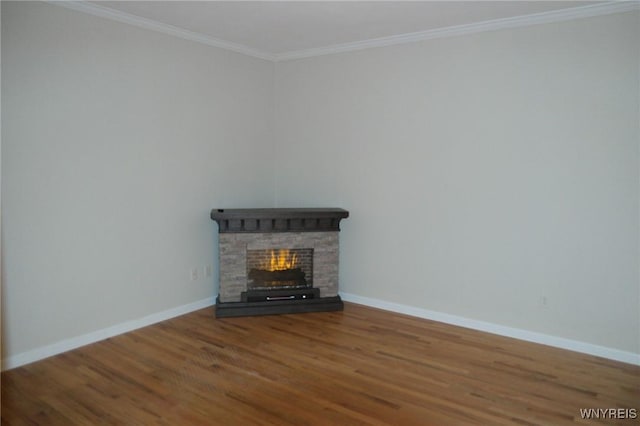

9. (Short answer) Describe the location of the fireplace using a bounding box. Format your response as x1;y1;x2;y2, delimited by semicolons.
210;208;349;317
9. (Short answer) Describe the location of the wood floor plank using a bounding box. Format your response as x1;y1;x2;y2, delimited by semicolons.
2;303;638;425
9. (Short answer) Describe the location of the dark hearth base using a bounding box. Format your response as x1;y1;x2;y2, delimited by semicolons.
215;295;344;318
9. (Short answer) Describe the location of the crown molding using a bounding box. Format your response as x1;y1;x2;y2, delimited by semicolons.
48;1;277;61
48;1;638;63
274;1;640;61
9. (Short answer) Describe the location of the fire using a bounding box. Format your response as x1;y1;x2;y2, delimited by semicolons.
263;249;298;271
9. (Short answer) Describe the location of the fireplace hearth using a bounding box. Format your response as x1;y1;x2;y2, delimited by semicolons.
211;208;349;317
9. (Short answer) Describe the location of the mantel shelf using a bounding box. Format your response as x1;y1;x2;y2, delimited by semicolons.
211;208;349;233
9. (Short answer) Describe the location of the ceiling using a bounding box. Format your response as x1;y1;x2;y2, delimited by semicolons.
86;1;609;59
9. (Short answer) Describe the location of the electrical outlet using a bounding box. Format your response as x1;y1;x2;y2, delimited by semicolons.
190;268;199;281
205;265;212;278
540;296;548;308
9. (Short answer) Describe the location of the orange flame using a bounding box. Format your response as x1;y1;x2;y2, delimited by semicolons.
262;249;298;271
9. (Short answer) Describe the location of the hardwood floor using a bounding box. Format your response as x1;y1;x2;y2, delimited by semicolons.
2;302;638;425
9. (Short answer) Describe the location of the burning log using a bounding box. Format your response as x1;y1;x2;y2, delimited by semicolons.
248;267;307;287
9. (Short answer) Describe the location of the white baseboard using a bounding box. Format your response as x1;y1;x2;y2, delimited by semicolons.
340;292;640;366
2;297;216;371
5;294;638;369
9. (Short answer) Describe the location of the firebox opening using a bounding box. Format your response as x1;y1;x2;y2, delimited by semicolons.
246;248;313;291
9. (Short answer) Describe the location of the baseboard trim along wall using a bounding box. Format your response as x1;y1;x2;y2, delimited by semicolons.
4;293;638;370
1;297;216;371
340;293;640;366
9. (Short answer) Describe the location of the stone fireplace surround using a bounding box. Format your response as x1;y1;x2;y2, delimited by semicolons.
211;208;349;317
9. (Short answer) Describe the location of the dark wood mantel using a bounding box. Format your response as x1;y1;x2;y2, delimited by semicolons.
210;208;349;233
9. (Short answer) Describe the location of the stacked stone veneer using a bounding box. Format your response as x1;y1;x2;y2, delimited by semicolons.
219;231;339;303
